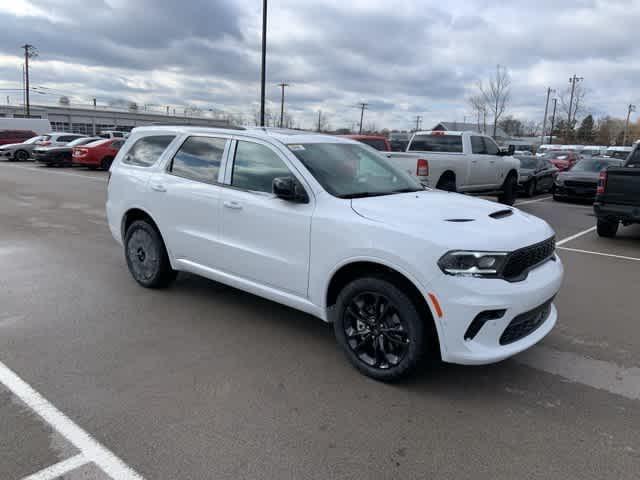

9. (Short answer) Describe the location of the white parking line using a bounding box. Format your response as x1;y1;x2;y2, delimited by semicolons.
1;164;105;182
558;246;640;262
515;195;552;206
21;454;88;480
556;226;597;246
0;360;144;480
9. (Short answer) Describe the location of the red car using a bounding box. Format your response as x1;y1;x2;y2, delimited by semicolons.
542;150;579;171
0;129;38;146
341;135;392;151
72;138;125;170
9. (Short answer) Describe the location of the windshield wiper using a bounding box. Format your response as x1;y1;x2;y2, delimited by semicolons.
337;192;393;199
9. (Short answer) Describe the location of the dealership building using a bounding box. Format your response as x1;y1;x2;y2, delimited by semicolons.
0;104;230;135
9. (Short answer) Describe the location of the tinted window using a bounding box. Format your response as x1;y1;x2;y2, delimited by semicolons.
471;136;486;154
123;135;175;167
360;139;387;151
408;134;463;153
483;137;500;155
232;141;291;193
68;137;98;147
571;158;623;172
112;132;124;138
169;136;227;184
111;140;125;149
57;135;77;142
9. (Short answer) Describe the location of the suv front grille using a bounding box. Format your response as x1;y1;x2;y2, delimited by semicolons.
499;299;553;345
502;237;555;281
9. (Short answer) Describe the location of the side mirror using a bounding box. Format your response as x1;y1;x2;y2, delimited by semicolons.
273;176;309;203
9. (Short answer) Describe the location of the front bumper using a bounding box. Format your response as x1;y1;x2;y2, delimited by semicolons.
432;254;563;365
553;184;596;200
0;150;14;159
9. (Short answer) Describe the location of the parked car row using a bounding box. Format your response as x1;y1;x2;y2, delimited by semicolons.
0;131;126;170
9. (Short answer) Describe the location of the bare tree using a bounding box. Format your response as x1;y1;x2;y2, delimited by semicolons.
468;95;487;133
559;84;588;128
477;65;511;138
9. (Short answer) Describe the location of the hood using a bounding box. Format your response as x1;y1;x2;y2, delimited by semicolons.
558;171;599;182
0;143;23;149
350;190;554;252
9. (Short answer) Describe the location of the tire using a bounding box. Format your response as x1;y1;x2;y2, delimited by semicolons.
436;175;456;192
334;276;427;382
597;218;618;238
124;220;177;288
498;173;517;206
14;150;29;162
525;179;536;197
100;156;114;171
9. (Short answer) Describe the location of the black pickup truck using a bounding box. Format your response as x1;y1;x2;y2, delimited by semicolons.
594;143;640;237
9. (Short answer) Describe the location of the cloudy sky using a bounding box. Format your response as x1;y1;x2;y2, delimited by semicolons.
0;0;638;130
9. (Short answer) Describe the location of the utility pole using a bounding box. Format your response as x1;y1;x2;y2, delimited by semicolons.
92;97;97;136
317;110;321;132
21;44;37;117
166;105;170;116
358;102;368;134
259;0;267;127
541;87;555;143
549;98;558;145
623;104;636;146
278;82;289;128
566;75;583;142
415;115;422;132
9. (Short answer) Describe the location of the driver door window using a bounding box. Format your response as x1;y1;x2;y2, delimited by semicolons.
483;137;500;155
471;136;487;154
231;141;291;193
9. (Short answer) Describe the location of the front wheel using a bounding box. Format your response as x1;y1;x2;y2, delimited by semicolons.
100;156;113;171
597;218;618;238
334;277;427;381
124;220;177;288
14;150;29;161
498;174;517;206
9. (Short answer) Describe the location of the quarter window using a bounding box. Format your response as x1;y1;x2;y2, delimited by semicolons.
231;141;291;193
169;136;227;184
122;135;175;167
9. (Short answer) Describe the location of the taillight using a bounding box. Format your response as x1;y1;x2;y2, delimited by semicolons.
597;170;607;195
416;158;429;176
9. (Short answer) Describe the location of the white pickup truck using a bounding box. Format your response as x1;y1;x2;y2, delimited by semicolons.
382;130;520;205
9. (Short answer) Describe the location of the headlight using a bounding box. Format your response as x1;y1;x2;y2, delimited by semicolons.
555;177;564;186
438;251;508;277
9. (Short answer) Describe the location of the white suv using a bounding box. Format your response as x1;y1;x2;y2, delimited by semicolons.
107;126;564;381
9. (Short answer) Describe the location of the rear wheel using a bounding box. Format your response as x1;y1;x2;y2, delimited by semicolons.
124;220;177;288
597;218;618;238
498;173;517;205
436;175;456;192
334;277;427;381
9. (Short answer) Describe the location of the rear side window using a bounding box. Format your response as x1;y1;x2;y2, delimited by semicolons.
471;136;486;154
123;135;175;167
408;134;463;153
57;135;76;142
231;141;291;193
169;136;227;184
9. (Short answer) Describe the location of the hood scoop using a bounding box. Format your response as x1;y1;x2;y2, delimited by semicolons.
489;209;513;219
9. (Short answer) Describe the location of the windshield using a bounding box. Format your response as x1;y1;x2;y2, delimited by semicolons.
408;134;463;153
67;137;97;147
543;151;570;160
288;143;422;198
84;139;110;147
23;136;43;144
571;158;622;172
608;150;630;159
518;157;537;169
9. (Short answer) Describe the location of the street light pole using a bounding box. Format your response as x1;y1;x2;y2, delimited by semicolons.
21;44;37;117
278;82;289;128
549;98;558;145
541;87;554;143
623;104;636;146
259;0;267;127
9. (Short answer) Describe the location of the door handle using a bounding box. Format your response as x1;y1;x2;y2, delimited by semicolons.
150;183;166;192
223;200;243;210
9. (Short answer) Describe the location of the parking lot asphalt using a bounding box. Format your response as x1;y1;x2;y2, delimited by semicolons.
1;162;639;480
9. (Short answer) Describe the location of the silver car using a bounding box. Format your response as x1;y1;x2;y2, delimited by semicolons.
0;135;45;161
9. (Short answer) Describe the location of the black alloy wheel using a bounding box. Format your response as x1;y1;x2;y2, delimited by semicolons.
124;220;177;288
